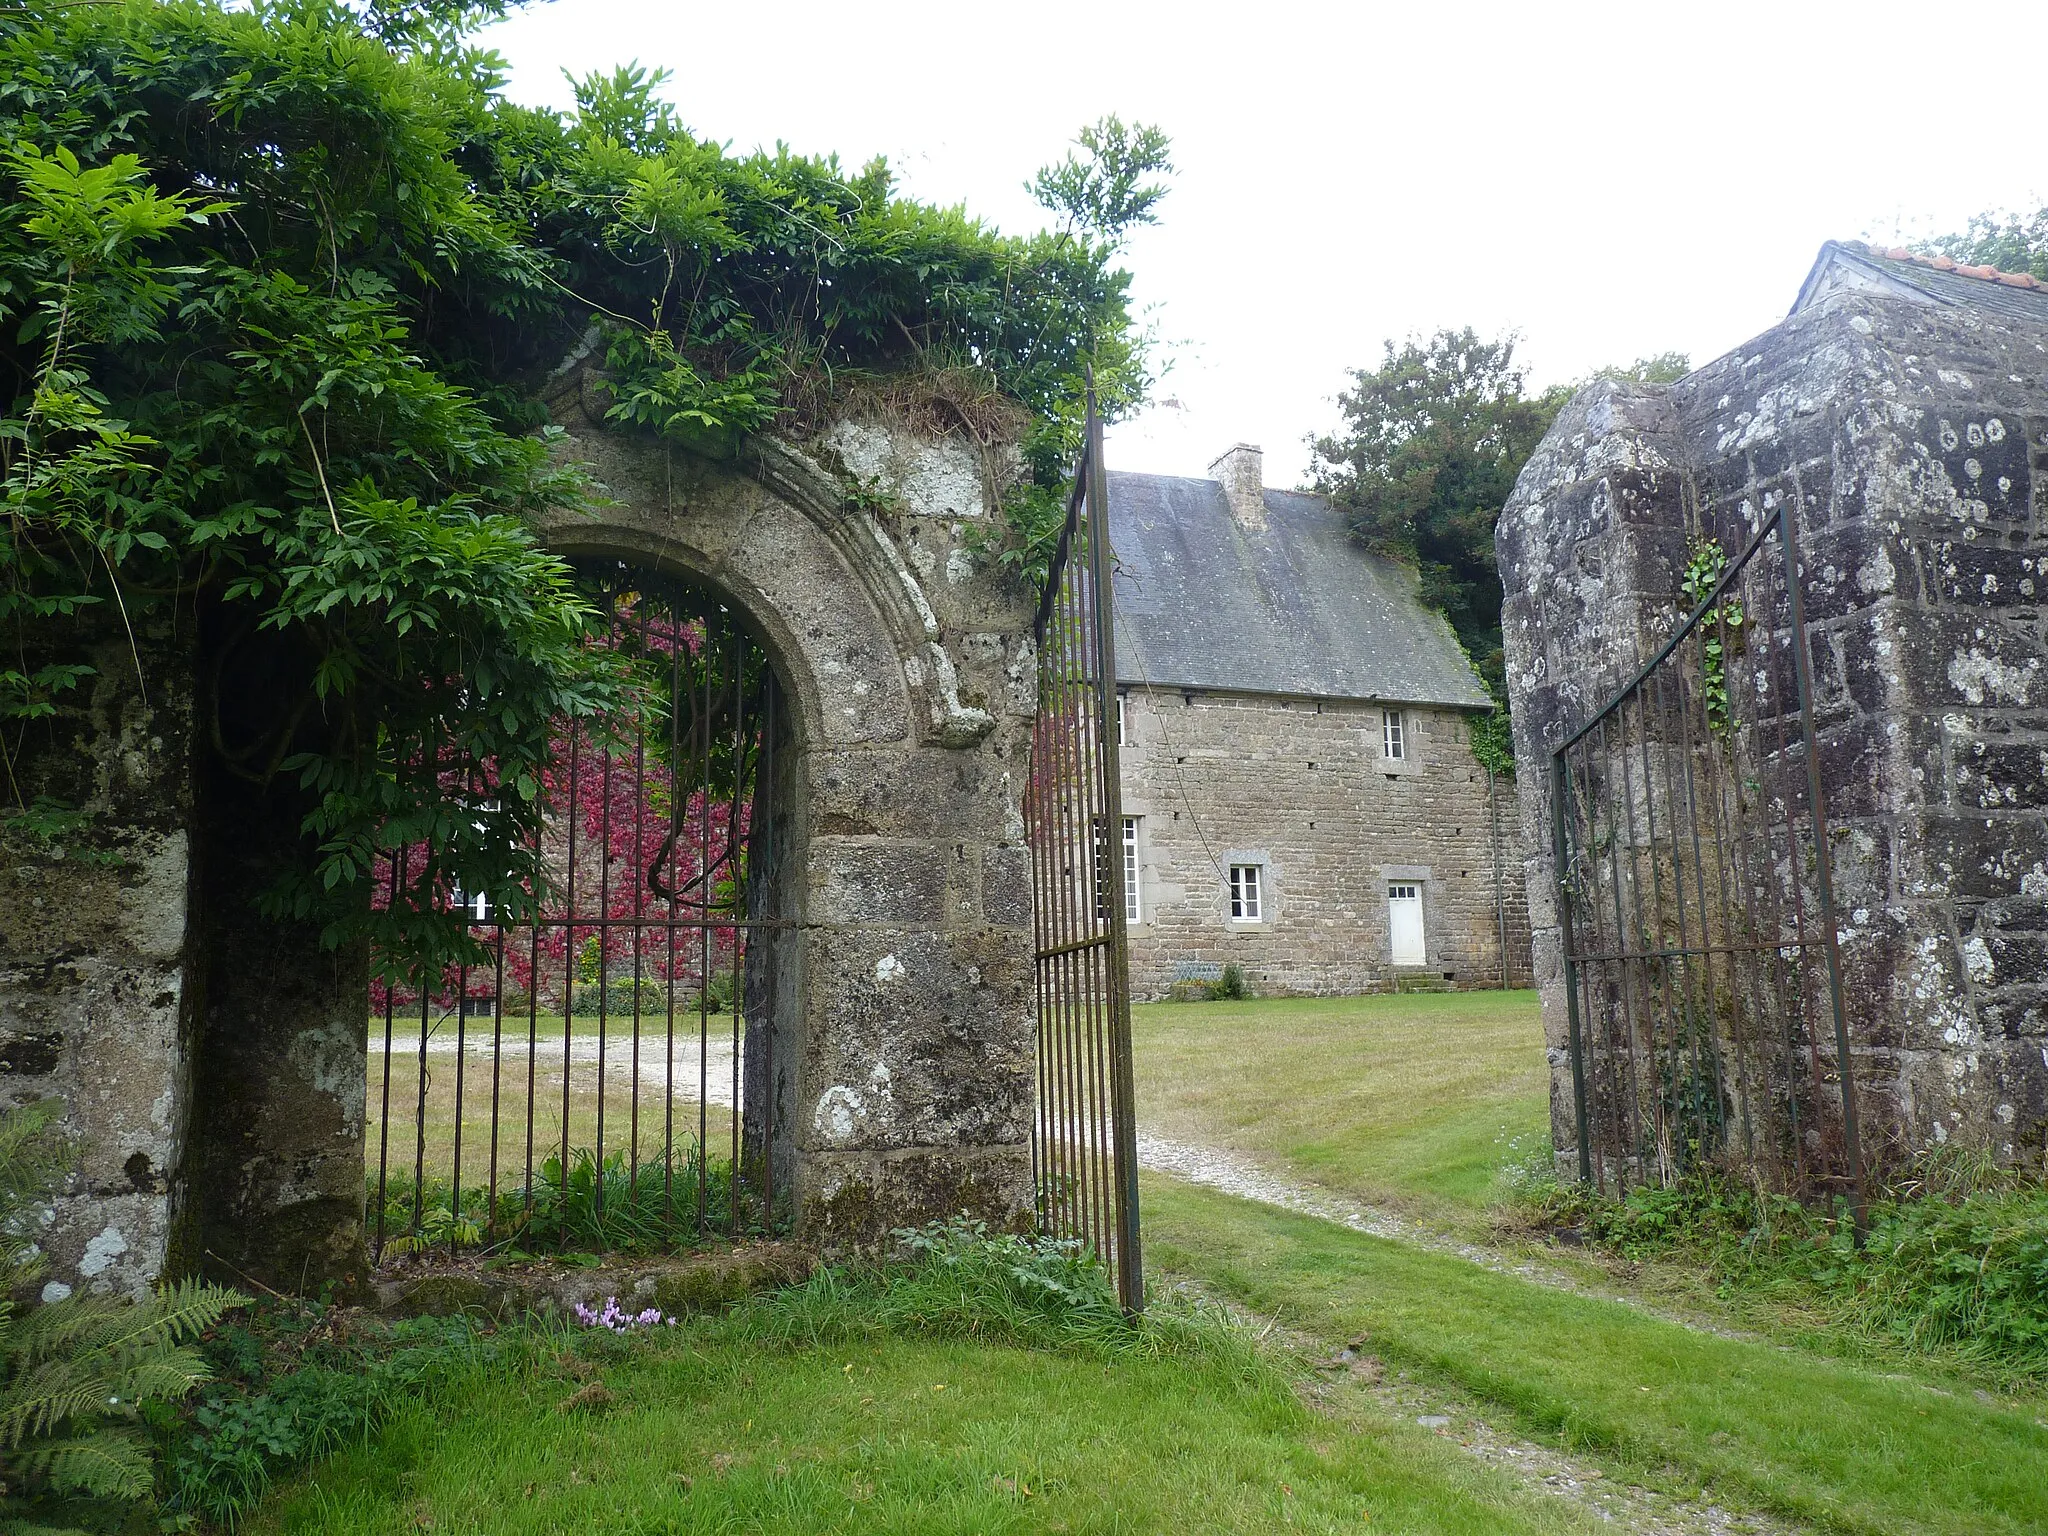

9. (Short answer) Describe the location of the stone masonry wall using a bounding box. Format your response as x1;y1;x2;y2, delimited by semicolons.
7;385;1046;1292
0;605;195;1300
1119;685;1532;999
1502;288;2048;1172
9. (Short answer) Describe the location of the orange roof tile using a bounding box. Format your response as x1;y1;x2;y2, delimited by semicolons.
1865;241;2043;290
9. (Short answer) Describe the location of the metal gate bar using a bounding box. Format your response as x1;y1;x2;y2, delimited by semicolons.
1552;500;1865;1211
1027;391;1143;1312
368;580;785;1259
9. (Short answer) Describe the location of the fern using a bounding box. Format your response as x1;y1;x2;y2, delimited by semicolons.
0;1105;244;1526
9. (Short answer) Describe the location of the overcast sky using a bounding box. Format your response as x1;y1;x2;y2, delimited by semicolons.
481;0;2048;488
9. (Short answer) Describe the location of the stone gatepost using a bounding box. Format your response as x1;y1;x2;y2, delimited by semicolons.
1502;286;2048;1172
539;370;1042;1250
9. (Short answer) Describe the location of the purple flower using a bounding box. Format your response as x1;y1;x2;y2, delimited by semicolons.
574;1295;675;1331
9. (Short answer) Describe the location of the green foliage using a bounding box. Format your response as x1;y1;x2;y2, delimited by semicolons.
1916;209;2048;280
1028;115;1175;245
370;1142;774;1258
1678;538;1746;738
1589;351;1692;386
1311;330;1567;774
161;1306;502;1528
0;1103;243;1529
1469;709;1515;777
1;2;1157;980
721;1217;1238;1365
1206;963;1249;1001
1513;1153;2048;1381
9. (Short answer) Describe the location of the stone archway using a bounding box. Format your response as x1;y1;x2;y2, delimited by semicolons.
6;378;1043;1299
534;378;1043;1250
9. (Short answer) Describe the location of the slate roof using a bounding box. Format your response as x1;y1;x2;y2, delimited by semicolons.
1105;470;1493;709
1791;240;2048;327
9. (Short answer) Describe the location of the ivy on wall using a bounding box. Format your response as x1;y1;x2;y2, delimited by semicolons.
0;0;1164;972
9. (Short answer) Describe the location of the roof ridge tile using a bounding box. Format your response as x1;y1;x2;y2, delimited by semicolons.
1857;239;2042;290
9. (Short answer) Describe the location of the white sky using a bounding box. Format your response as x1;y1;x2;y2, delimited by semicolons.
481;0;2048;488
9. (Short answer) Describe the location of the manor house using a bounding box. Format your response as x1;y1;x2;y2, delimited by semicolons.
1109;446;1534;998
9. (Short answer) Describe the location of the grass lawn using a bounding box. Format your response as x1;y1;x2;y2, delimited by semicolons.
251;1327;1602;1535
368;1012;740;1199
1133;991;1547;1213
1143;1177;2048;1536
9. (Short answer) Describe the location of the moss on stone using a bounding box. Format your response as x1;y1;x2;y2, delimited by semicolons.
398;1273;502;1318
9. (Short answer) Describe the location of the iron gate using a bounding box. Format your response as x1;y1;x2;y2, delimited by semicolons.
1552;500;1865;1212
367;570;788;1258
1027;394;1143;1312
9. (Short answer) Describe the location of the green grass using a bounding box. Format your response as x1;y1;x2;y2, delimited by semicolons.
1143;1176;2048;1536
367;1012;740;1202
254;1339;1616;1535
1133;991;1546;1211
243;1241;1606;1536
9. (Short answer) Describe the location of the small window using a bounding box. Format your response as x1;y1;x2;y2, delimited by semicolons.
1229;864;1263;922
1116;693;1129;747
1122;817;1141;924
1383;709;1406;761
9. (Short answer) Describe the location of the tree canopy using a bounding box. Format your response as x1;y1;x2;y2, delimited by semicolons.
1309;332;1687;773
0;0;1162;971
1917;207;2048;280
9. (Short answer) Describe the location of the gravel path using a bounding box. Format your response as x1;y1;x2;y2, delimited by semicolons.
1139;1133;1804;1536
372;1028;740;1107
1137;1130;1754;1337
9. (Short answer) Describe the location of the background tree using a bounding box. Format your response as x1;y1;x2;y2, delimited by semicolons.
1916;207;2048;278
1309;334;1686;773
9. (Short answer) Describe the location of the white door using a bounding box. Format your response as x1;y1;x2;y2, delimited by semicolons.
1388;883;1425;966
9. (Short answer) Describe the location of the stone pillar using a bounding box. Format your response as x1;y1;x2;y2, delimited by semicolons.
540;397;1043;1253
0;605;195;1299
176;620;367;1295
1498;381;1693;1169
1502;294;2048;1172
5;607;369;1299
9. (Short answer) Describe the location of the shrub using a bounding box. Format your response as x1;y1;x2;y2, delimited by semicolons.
568;978;667;1018
1207;964;1250;1001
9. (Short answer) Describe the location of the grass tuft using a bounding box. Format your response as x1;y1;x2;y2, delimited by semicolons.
719;1218;1253;1369
1505;1154;2048;1382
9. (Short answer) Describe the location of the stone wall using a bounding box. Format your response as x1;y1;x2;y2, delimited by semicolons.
1119;685;1532;999
9;375;1047;1289
1501;288;2048;1171
0;605;194;1300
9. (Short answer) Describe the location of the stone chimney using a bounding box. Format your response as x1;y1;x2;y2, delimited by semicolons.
1208;443;1266;530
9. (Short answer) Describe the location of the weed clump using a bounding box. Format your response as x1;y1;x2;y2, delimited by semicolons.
1208;964;1251;1001
1503;1148;2048;1381
160;1307;507;1527
719;1218;1249;1367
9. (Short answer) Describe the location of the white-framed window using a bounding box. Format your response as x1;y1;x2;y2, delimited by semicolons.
1388;881;1425;966
1116;693;1129;747
1228;864;1263;922
1122;816;1141;924
1383;708;1406;761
